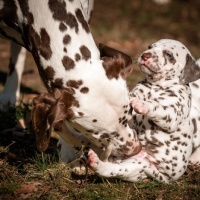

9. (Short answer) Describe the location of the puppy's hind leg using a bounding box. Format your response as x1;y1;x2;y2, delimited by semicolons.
88;149;170;182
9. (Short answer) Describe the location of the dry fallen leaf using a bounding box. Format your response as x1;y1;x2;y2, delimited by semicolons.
19;193;33;200
16;182;42;194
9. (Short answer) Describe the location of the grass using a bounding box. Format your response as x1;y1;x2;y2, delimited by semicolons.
0;101;200;199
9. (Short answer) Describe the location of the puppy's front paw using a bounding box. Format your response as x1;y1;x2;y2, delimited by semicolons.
130;98;149;115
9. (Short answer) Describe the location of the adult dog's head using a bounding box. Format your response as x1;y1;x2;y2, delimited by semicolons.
32;44;142;158
138;39;200;85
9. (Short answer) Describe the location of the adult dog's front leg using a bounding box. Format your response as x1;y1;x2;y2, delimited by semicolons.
57;122;103;174
0;42;26;110
58;121;102;157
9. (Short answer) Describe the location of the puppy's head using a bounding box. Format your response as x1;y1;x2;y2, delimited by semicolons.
138;39;200;85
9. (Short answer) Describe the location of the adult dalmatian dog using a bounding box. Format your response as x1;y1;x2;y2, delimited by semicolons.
88;39;200;182
0;0;141;163
0;0;94;109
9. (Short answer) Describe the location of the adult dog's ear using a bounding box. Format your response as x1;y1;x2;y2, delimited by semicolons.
180;54;200;84
32;88;77;152
99;43;133;79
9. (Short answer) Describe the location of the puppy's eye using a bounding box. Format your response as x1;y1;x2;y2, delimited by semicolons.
163;50;176;64
165;51;173;58
148;45;152;49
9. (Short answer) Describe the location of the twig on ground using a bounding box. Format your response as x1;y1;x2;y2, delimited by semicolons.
0;141;16;153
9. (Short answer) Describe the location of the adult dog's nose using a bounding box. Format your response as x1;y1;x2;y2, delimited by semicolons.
141;52;152;61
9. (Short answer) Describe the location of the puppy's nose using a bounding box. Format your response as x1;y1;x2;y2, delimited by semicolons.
141;52;152;61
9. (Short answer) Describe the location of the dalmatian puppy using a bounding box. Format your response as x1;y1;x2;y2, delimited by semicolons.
88;39;200;182
0;0;141;163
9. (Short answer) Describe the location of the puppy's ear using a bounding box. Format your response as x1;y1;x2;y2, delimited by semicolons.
32;88;76;152
99;43;133;79
180;54;200;84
